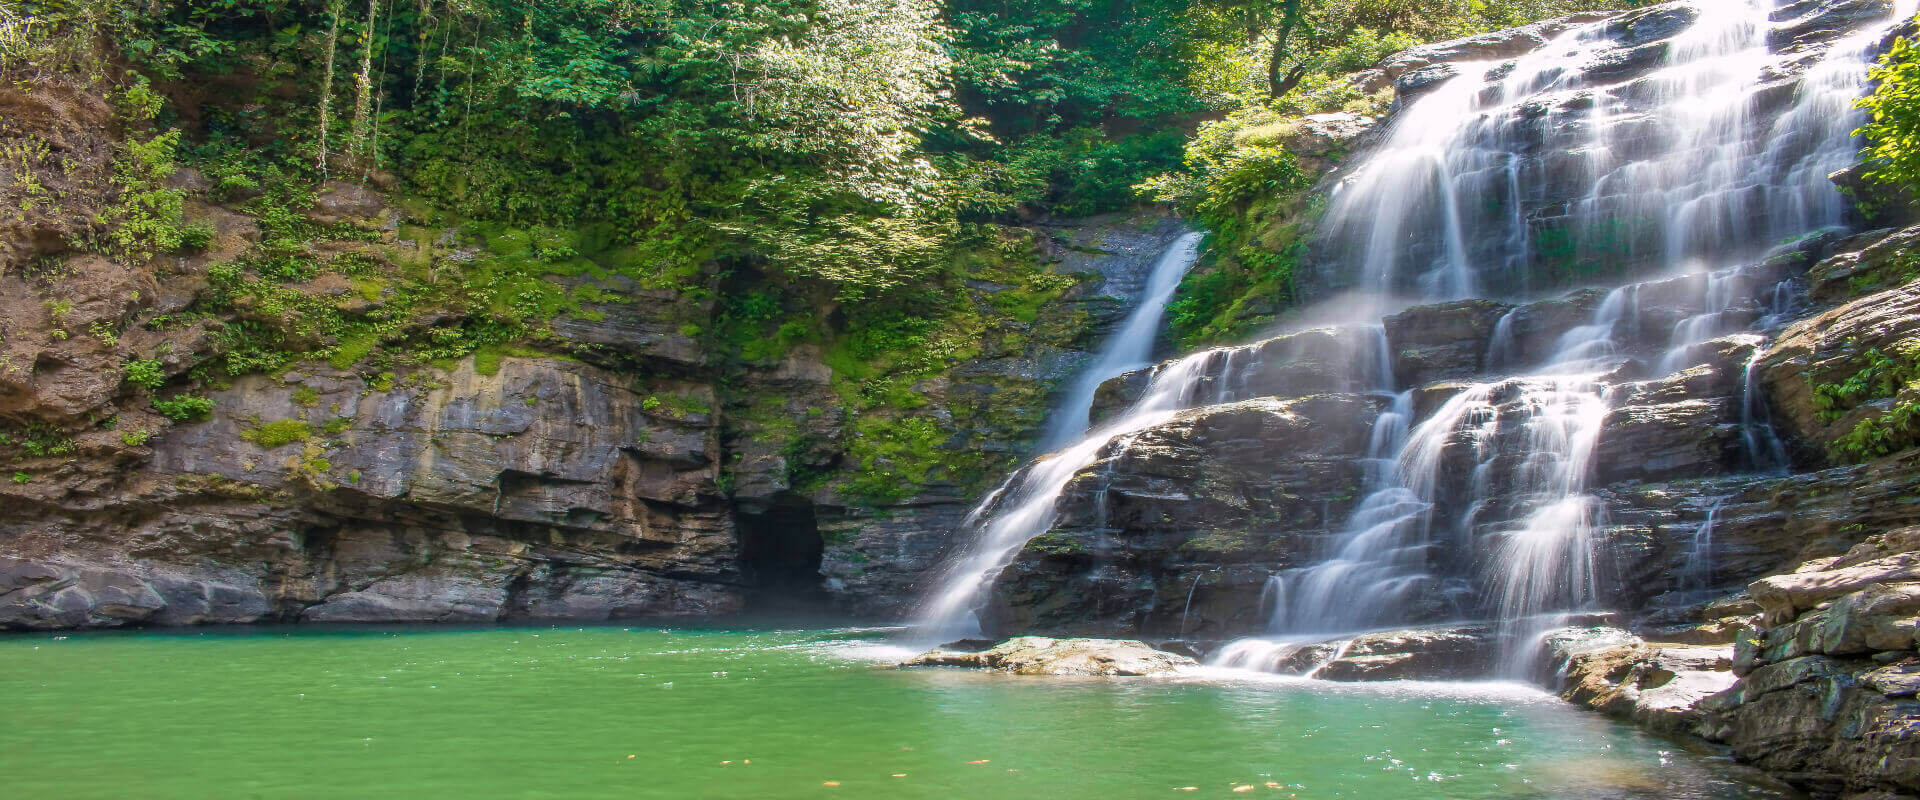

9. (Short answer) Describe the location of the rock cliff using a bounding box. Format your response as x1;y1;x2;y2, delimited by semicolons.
0;72;1187;627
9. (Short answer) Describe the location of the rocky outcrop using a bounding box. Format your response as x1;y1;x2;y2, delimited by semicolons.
1541;524;1920;799
899;636;1196;676
1744;528;1920;641
1314;627;1497;681
983;394;1384;639
1762;236;1920;459
1699;533;1920;799
1704;654;1920;799
1544;627;1737;736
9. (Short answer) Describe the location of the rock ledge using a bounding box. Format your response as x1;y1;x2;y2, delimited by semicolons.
899;636;1196;676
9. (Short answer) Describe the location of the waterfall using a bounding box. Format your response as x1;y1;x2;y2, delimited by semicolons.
1323;0;1905;299
913;350;1223;641
1684;497;1731;595
919;0;1918;666
1038;233;1205;452
1208;0;1916;672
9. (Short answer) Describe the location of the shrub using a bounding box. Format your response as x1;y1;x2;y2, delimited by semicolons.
1860;36;1920;189
122;358;167;390
152;394;215;421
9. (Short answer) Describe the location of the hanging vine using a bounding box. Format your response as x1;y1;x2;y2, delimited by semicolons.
315;0;344;178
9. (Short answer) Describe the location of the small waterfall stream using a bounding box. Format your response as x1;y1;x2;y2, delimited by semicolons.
1037;233;1205;452
915;348;1224;641
915;0;1920;665
913;233;1205;641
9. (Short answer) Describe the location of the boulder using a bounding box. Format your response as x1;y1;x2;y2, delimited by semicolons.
0;559;167;629
1382;299;1510;386
1313;626;1498;681
1544;626;1737;737
899;636;1196;676
306;180;389;226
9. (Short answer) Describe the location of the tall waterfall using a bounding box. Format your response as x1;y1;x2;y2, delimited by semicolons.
1235;0;1915;668
914;0;1918;658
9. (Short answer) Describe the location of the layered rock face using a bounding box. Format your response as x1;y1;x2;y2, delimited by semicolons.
0;127;1185;629
990;234;1837;641
981;394;1384;638
1543;530;1920;799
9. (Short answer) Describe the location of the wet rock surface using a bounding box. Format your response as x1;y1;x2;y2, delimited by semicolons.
899;636;1196;676
1544;627;1738;736
984;394;1384;639
1313;627;1498;682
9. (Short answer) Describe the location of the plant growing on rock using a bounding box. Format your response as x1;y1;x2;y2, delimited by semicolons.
240;419;312;449
151;393;214;421
121;357;165;390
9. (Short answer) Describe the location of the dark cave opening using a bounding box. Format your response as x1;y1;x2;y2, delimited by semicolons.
735;494;830;611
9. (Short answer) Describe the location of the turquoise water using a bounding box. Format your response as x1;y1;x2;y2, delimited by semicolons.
0;625;1787;798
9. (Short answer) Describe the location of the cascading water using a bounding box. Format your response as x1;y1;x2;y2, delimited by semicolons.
1037;233;1205;452
914;349;1225;642
917;0;1918;669
1214;0;1918;671
1324;0;1901;299
912;232;1204;642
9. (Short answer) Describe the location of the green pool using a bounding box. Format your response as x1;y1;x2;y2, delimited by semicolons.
0;625;1787;798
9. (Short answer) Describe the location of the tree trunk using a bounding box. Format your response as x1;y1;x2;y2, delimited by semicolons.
317;0;343;177
350;0;381;171
1266;0;1304;100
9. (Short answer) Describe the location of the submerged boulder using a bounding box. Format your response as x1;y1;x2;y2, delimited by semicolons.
899;636;1196;676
